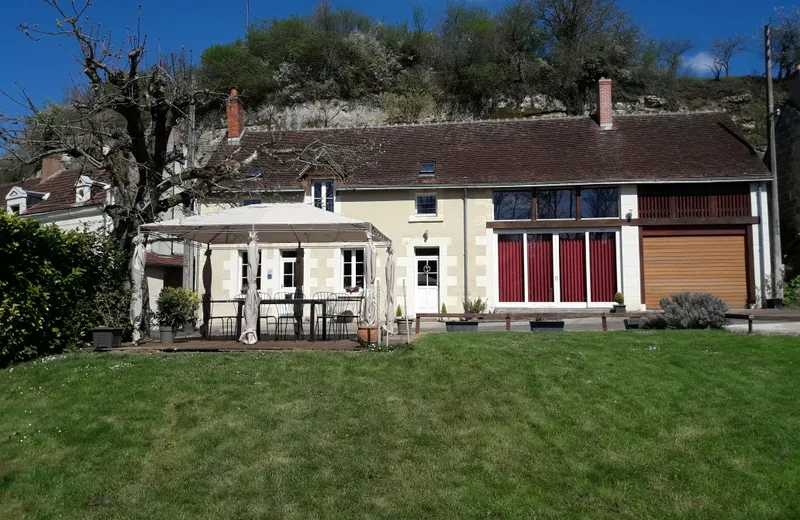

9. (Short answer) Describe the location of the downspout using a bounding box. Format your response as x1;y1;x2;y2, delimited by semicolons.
463;188;469;303
757;184;767;305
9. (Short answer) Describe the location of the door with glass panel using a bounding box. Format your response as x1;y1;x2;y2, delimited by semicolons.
414;247;439;314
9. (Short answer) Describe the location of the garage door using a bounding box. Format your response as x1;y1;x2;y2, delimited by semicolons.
642;233;748;308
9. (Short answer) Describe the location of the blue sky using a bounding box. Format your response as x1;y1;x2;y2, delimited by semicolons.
0;0;782;115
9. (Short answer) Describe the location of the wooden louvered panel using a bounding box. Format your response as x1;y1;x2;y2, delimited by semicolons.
643;235;747;308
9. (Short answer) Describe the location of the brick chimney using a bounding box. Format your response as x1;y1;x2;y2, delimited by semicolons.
41;154;62;181
596;78;613;130
226;88;245;145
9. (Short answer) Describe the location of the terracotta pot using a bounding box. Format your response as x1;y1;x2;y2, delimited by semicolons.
357;325;378;346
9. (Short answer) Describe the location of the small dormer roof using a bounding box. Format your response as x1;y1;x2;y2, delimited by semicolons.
5;186;27;200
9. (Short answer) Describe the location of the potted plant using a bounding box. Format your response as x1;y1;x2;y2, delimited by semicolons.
90;284;129;350
337;309;355;324
446;298;486;333
155;287;200;344
764;274;785;309
395;305;409;334
529;316;565;332
612;292;626;313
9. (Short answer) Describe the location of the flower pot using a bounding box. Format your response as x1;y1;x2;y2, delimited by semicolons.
445;321;478;333
612;304;626;314
357;325;378;346
337;313;355;324
624;318;642;330
182;322;197;333
395;319;409;334
529;320;565;333
766;298;784;309
91;327;124;350
159;326;175;345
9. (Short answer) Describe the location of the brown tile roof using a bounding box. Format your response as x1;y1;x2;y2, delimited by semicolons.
146;252;184;267
207;112;770;190
0;166;108;215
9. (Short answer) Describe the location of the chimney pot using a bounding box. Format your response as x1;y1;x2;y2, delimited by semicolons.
596;78;613;130
226;88;245;145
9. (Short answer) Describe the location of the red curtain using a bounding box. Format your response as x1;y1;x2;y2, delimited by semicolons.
498;234;524;302
527;234;553;302
560;233;586;303
589;232;617;302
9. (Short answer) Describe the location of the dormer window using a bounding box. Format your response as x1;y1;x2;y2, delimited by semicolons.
312;180;334;212
75;176;93;204
9;204;20;215
419;162;436;177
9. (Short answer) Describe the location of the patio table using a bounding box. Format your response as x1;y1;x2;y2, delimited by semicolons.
208;295;363;342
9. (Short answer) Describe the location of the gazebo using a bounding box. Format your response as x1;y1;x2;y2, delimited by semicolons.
134;203;397;345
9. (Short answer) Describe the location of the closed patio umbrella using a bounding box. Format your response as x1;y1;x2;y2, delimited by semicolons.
364;234;378;326
293;246;305;337
384;246;396;335
201;247;212;337
238;231;259;345
130;234;147;344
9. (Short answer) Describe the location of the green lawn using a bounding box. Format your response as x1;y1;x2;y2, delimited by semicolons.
1;331;799;519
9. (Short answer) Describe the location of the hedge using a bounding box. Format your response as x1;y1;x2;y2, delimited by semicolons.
0;212;126;365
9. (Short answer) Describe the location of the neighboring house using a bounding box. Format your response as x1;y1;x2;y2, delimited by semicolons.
774;66;800;273
1;154;185;313
195;79;772;314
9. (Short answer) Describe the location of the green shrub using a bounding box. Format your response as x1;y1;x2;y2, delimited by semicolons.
462;298;488;314
785;275;800;308
155;287;200;329
0;212;127;365
614;292;625;305
643;292;729;330
395;305;403;318
441;302;447;314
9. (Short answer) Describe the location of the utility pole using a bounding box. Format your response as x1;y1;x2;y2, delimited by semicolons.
765;24;784;301
246;0;251;33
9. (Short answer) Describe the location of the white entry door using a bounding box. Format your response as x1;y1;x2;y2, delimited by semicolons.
415;248;439;314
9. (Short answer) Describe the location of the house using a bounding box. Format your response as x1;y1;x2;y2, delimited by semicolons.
1;155;184;312
193;79;772;314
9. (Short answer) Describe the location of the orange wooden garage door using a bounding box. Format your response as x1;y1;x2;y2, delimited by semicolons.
642;233;748;308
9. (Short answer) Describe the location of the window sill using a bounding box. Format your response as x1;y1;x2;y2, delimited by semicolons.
409;214;443;223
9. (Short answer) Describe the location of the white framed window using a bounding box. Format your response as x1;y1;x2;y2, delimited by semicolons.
312;180;334;212
342;248;365;290
415;195;437;216
8;204;20;215
240;250;262;292
281;250;297;289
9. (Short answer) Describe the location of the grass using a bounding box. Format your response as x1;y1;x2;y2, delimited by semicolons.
1;331;799;519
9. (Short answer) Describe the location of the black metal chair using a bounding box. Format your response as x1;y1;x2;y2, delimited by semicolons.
333;293;360;340
274;291;304;340
258;291;278;340
204;300;237;341
313;292;338;340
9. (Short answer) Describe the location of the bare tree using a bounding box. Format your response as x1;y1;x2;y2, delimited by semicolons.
706;60;724;81
657;38;693;76
0;1;376;262
711;36;745;77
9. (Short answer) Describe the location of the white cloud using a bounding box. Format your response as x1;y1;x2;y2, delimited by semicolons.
684;51;716;77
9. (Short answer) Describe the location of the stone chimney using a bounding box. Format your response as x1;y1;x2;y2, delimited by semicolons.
226;88;245;145
596;78;613;130
41;154;62;181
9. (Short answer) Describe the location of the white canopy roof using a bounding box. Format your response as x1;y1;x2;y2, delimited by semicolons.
140;203;391;245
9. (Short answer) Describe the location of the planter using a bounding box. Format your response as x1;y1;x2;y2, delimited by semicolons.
159;326;175;345
357;325;378;346
445;321;478;333
91;327;124;350
337;313;355;324
612;304;626;314
182;322;197;333
624;318;642;330
395;319;409;334
529;320;565;333
766;298;784;309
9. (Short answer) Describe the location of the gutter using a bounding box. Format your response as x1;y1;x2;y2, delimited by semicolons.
21;204;104;223
463;188;469;303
